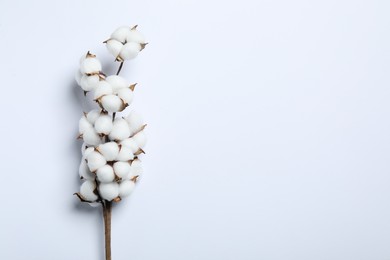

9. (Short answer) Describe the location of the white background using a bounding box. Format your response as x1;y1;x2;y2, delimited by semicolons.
1;0;390;259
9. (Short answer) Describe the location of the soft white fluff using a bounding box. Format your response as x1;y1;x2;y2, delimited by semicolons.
106;39;123;57
80;75;99;91
80;57;102;74
113;161;131;179
79;116;92;134
82;147;95;159
75;70;83;85
117;88;133;104
125;111;144;134
101;94;123;113
79;160;95;180
119;180;135;198
94;81;113;100
96;164;115;183
109;118;131;141
99;182;119;201
106;75;128;91
86;109;101;124
132;131;147;148
83;128;102;146
97;142;119;161
120;138;139;153
80;180;98;202
94;114;113;135
111;26;131;42
129;159;142;178
126;30;145;44
119;42;141;60
86;151;107;172
116;146;134;161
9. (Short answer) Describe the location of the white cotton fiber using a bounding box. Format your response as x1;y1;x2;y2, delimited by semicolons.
80;75;99;91
116;146;134;161
113;161;131;179
117;88;133;104
79;160;95;180
106;39;123;57
119;42;141;60
109;118;131;141
119;180;135;198
79;116;92;134
132;130;147;148
94;81;113;100
99;182;119;201
129;159;142;179
75;70;82;85
82;147;95;159
94;114;113;135
83;128;101;146
96;165;115;183
126;30;145;44
101;94;123;113
97;142;119;161
80;57;102;74
86;151;107;172
80;180;98;202
120;138;139;153
111;26;131;42
125;111;144;134
86;109;101;124
106;75;128;91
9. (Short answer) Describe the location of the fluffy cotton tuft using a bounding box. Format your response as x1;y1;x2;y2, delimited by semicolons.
80;56;102;74
132;131;147;148
82;147;95;159
119;42;141;60
111;26;131;42
79;116;92;134
97;142;120;161
125;111;144;134
99;182;119;201
100;95;123;113
86;109;102;124
86;151;107;172
119;180;135;198
96;165;115;183
83;128;102;146
94;81;113;100
106;39;123;57
80;75;100;92
109;118;131;141
80;180;98;202
94;114;113;135
113;161;131;179
79;160;95;180
106;75;128;91
116;146;134;161
126;30;145;44
129;159;142;179
120;138;139;153
117;88;133;104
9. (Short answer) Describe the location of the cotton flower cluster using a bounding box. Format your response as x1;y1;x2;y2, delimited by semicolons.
75;25;148;205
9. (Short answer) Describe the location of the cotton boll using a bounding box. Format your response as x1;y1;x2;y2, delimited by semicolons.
132;131;147;148
83;128;102;146
79;116;93;134
109;118;131;141
94;114;113;135
99;182;119;201
86;151;107;172
80;75;100;91
120;138;139;153
79;160;95;180
97;142;119;161
111;26;131;42
96;165;115;183
119;180;135;198
126;30;145;44
106;39;123;58
106;75;128;91
116;146;134;161
101;95;124;113
129;159;142;179
117;88;133;105
86;109;101;124
75;70;83;85
82;147;95;159
119;42;141;60
113;161;131;179
80;180;98;202
94;81;113;100
80;57;102;74
125;111;144;134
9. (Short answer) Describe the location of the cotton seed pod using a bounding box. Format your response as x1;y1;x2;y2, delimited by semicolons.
80;75;100;92
100;94;124;113
80;180;98;202
79;160;95;180
79;116;93;134
119;42;141;60
106;75;128;91
132;130;147;148
125;111;144;134
86;109;102;124
99;182;119;201
116;146;134;161
97;142;120;161
119;180;136;198
117;88;133;105
113;161;131;179
96;164;115;183
86;151;107;172
120;138;139;153
94;114;113;135
82;128;102;146
109;118;131;141
128;159;142;179
110;26;131;42
106;39;123;57
94;81;113;100
82;146;95;160
80;55;102;74
126;29;145;44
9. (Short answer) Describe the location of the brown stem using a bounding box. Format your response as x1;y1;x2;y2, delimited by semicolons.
116;62;124;75
103;201;112;260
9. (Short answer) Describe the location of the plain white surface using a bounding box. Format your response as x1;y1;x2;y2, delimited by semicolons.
1;0;390;259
